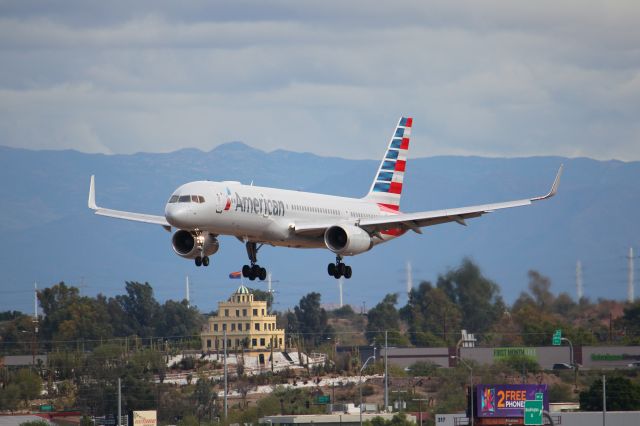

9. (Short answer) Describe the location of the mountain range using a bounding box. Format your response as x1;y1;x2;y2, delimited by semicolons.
1;143;639;314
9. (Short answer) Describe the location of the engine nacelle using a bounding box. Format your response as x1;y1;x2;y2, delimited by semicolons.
324;225;373;256
172;230;219;259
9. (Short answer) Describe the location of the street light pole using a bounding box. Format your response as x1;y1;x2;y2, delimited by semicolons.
359;349;376;426
451;356;473;426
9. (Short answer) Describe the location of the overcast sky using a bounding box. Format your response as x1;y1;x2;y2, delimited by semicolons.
0;1;639;160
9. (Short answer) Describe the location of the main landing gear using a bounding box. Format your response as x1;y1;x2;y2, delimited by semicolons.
242;241;267;281
328;256;352;279
194;256;210;267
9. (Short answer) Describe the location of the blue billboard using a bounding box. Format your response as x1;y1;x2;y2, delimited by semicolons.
476;384;548;418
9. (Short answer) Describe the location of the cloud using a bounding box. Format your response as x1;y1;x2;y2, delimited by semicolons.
0;1;639;160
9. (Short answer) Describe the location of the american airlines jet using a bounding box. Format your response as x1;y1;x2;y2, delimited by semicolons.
88;117;562;281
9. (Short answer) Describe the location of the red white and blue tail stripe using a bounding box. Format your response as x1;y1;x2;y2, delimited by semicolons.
363;116;412;211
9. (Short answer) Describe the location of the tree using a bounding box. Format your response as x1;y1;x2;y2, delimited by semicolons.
616;301;640;344
580;376;640;411
155;299;202;338
400;281;461;346
113;282;160;338
436;259;505;335
249;287;274;311
366;294;409;346
293;293;333;346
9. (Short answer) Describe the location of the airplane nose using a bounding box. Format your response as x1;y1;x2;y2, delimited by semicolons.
165;205;195;228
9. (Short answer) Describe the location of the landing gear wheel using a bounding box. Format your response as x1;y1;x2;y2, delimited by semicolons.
195;256;202;267
344;265;352;279
259;267;267;281
333;270;342;279
337;263;346;276
202;256;210;267
328;263;337;276
242;265;251;278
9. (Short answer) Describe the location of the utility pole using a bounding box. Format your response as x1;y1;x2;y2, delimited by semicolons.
576;260;583;301
224;330;228;419
32;282;38;366
628;247;634;303
602;375;606;426
384;331;388;412
117;377;122;426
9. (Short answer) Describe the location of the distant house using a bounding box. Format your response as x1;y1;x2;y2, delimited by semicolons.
200;285;285;353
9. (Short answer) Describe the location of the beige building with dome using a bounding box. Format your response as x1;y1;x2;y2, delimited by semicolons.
201;284;285;352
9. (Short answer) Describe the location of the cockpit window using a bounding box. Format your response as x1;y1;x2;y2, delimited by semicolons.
173;194;206;203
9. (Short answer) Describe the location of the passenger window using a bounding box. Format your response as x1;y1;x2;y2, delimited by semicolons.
179;195;191;203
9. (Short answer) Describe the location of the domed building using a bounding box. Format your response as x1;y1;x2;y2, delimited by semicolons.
201;284;285;353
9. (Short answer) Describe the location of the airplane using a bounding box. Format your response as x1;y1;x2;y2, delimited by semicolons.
88;117;562;281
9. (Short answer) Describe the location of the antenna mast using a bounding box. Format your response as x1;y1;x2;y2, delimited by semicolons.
576;260;583;301
628;247;635;303
185;275;190;307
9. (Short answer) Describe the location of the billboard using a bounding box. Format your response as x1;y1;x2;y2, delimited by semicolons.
131;410;157;426
476;384;548;418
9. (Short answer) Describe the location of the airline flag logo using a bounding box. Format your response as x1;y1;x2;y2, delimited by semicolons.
224;187;232;211
370;116;412;210
229;271;241;279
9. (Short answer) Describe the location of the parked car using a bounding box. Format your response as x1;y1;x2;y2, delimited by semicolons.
552;363;574;370
628;361;640;368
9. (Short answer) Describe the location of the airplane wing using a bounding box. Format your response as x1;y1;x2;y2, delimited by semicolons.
294;165;562;235
88;175;171;229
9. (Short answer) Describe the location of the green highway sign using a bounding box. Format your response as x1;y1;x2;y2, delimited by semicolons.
524;400;543;425
316;395;330;404
552;329;562;346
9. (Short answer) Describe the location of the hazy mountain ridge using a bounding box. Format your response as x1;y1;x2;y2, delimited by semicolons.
1;144;638;314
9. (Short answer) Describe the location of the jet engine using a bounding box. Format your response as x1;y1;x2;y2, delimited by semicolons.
324;225;373;256
172;230;219;259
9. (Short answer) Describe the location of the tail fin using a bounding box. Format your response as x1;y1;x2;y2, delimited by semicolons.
363;116;412;211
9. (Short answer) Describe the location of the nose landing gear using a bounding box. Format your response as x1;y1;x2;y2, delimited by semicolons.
194;232;210;267
242;241;267;281
328;256;352;279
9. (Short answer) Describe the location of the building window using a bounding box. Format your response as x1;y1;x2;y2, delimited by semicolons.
222;324;227;331
235;309;239;317
252;338;257;347
262;309;265;315
231;324;236;331
243;309;247;316
245;323;250;331
255;323;260;331
260;338;265;346
253;308;258;316
235;338;240;347
224;309;229;317
227;339;231;348
207;339;211;348
214;324;218;332
279;338;283;347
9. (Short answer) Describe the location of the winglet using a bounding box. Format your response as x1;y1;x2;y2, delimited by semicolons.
532;164;563;201
88;175;98;210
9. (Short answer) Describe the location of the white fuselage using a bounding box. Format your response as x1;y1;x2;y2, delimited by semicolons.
164;180;401;250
